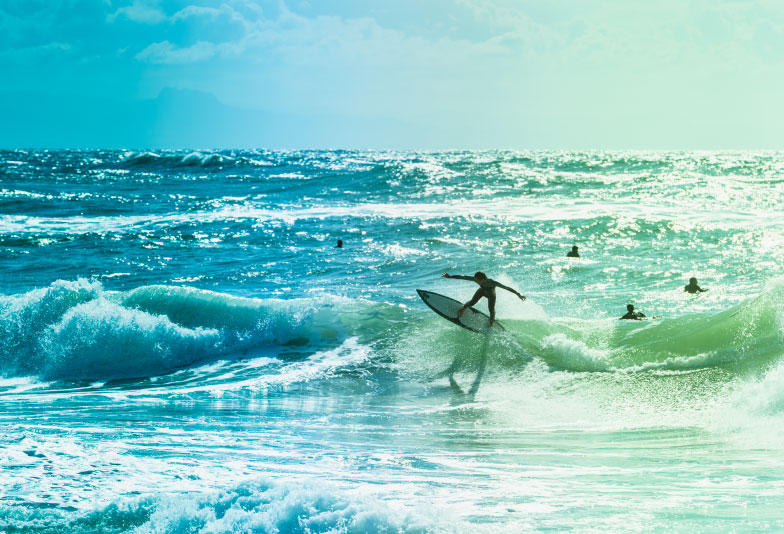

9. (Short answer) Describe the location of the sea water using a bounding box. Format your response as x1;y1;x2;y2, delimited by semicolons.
1;149;783;532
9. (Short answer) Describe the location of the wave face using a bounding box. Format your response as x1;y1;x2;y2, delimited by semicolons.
525;277;784;373
0;280;399;381
2;277;780;382
3;149;784;533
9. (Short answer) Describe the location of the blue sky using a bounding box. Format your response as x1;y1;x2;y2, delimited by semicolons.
2;0;784;148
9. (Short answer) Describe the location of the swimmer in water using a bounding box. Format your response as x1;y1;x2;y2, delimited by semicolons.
619;303;646;320
442;271;526;325
684;277;707;294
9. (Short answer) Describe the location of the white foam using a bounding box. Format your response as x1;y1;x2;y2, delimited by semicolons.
0;280;385;383
540;333;613;372
132;478;432;534
2;200;779;237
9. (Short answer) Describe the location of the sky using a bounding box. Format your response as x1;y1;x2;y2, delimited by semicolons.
2;0;784;149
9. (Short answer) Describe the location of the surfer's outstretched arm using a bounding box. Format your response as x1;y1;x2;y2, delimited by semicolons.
494;281;526;301
442;273;473;281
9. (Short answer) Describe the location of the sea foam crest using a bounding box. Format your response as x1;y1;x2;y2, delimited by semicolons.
539;333;613;372
39;298;221;379
0;279;102;376
0;478;435;534
0;280;372;381
738;364;784;413
133;478;431;534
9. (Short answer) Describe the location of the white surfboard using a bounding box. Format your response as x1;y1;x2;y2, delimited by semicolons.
417;289;504;333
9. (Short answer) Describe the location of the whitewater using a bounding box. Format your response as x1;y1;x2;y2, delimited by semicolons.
1;149;784;533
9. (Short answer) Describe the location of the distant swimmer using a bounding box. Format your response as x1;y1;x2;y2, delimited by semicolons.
336;239;343;248
684;277;707;294
619;304;646;320
567;245;580;258
442;271;526;325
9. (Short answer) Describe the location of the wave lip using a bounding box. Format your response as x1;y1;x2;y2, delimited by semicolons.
0;280;227;380
120;151;162;166
39;298;222;380
0;280;395;383
0;279;102;377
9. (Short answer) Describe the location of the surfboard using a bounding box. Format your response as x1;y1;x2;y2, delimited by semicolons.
417;289;504;333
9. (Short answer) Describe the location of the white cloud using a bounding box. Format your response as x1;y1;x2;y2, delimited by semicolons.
135;40;218;63
108;0;166;24
171;4;244;24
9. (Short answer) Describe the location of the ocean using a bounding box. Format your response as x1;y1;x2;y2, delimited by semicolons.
1;149;783;533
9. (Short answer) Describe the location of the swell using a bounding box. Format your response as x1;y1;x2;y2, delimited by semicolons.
401;278;784;379
0;280;402;381
3;277;783;383
509;278;784;373
119;151;253;170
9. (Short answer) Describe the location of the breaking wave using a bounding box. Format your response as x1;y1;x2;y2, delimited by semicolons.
0;280;399;381
0;478;434;534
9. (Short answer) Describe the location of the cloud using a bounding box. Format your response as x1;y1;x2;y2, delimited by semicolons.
171;4;247;25
135;40;219;63
108;0;166;24
6;0;784;149
132;4;518;69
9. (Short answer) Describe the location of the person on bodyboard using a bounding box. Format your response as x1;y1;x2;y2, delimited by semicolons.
442;271;526;326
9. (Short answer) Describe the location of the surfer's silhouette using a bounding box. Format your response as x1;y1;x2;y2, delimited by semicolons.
336;239;343;248
567;245;580;258
619;303;646;320
684;277;707;294
442;271;525;325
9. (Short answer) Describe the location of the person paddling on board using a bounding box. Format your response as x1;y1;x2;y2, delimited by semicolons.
684;277;707;294
619;303;646;320
442;271;525;326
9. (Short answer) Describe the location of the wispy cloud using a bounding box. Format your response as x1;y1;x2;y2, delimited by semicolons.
108;0;166;24
135;40;220;63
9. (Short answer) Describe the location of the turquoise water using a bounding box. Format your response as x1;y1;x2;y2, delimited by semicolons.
1;150;784;532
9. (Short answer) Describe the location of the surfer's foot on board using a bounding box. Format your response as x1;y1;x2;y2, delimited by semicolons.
456;306;466;319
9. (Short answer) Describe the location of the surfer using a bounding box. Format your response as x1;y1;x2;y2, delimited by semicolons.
684;277;707;294
567;245;580;258
336;239;343;248
619;304;646;320
442;271;525;325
